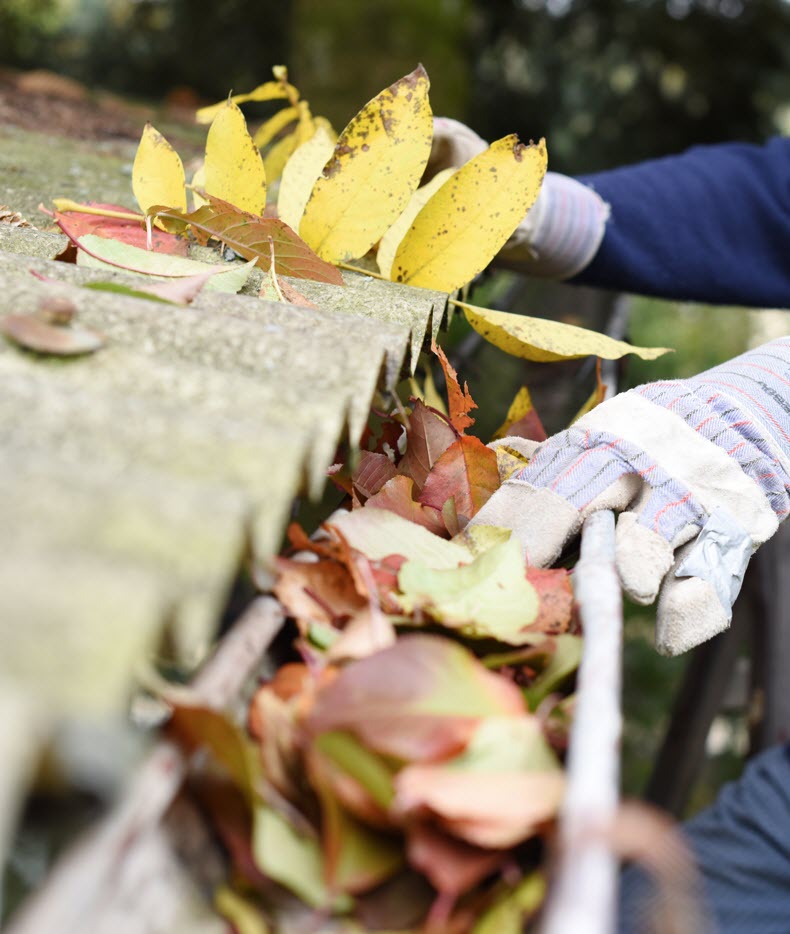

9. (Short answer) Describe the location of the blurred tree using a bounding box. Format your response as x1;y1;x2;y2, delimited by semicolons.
469;0;790;174
282;0;473;127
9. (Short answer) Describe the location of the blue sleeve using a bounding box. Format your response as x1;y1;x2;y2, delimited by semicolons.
572;138;790;308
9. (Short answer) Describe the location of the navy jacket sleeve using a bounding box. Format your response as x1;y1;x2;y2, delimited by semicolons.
571;137;790;309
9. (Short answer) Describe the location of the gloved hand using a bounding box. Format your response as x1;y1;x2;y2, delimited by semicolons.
429;117;610;280
473;339;790;655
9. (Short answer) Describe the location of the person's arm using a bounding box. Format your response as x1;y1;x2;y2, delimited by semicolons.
430;119;790;307
574;137;790;308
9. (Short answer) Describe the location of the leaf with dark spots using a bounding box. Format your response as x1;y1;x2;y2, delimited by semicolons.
306;634;525;762
366;475;447;536
419;436;499;527
398;399;458;494
151;195;344;284
432;341;476;433
1;313;104;356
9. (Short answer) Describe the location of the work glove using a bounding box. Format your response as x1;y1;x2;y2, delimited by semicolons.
472;339;790;655
429;117;610;280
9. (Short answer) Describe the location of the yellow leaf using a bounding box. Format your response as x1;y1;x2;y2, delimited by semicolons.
459;301;673;363
195;80;298;124
313;115;337;143
132;123;186;214
252;105;300;149
377;167;455;279
204;101;267;216
492;386;540;440
277;125;336;231
299;65;433;263
408;365;448;417
190;161;207;210
495;444;532;482
571;358;607;422
262;102;314;185
390;136;547;292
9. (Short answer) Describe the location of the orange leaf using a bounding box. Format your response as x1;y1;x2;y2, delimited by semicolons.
432;342;476;433
525;566;574;635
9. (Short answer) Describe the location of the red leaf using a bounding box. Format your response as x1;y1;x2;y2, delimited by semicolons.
398;399;458;494
366;475;447;536
53;204;188;255
306;635;525;763
419;436;500;526
433;342;476;433
525;566;574;634
352;451;398;502
501;408;547;443
407;823;504;897
152;195;344;284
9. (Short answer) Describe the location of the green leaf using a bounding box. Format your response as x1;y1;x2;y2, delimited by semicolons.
472;873;546;934
75;234;256;293
314;730;396;809
524;634;583;709
397;536;541;644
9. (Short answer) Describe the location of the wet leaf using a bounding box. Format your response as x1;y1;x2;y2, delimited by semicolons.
524;634;583;709
366;476;447;536
1;313;104;356
418;437;499;527
492;386;547;442
204;100;267;216
73;233;255;293
460;301;672;362
307;634;525;762
278;125;336;232
132;123;186;214
432;342;476;433
326;508;472;568
51;202;188;255
398;399;458;494
390;136;547;292
152;197;344;284
397;537;540;644
299;66;433;262
377;167;454;279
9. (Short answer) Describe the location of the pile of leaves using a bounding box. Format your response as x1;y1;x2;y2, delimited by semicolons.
166;350;585;934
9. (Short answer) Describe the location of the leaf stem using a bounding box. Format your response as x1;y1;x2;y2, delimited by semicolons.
336;261;390;282
52;199;146;223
